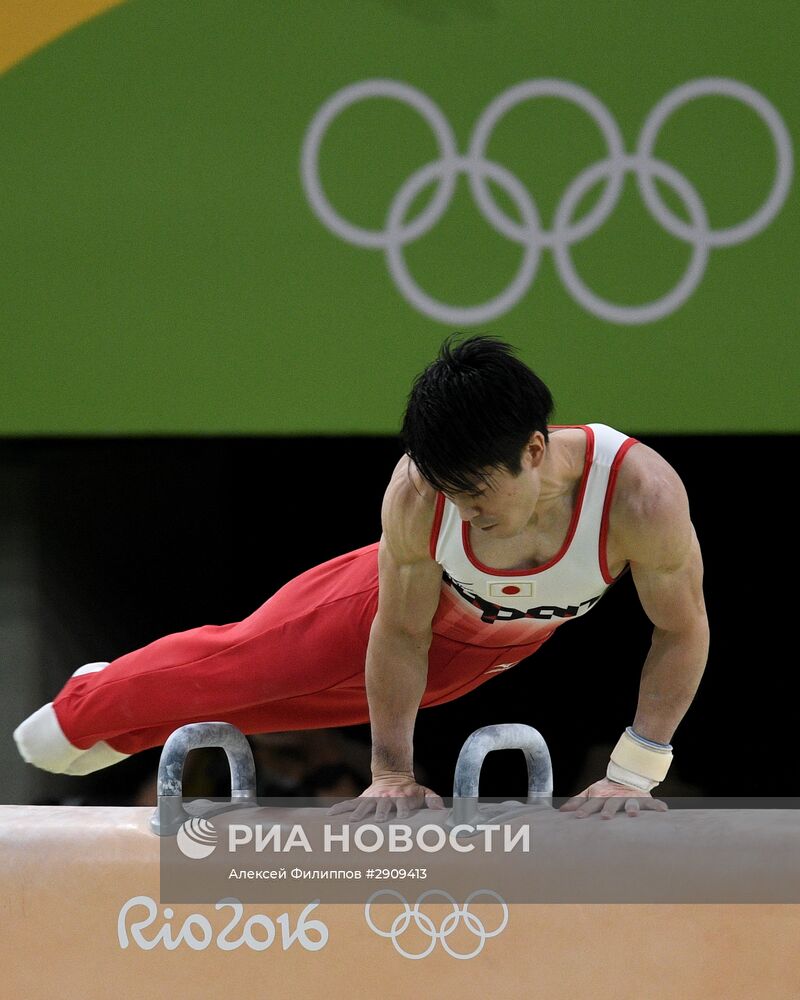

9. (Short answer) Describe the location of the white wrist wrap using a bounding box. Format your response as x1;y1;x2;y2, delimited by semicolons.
606;727;673;792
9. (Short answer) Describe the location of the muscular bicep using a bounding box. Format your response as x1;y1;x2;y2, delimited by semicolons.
630;523;706;632
375;534;443;637
614;444;708;633
373;455;443;638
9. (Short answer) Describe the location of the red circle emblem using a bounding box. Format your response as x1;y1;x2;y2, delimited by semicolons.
501;585;521;595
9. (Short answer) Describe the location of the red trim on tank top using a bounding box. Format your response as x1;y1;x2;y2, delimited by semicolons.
429;491;446;560
462;424;595;577
599;435;639;584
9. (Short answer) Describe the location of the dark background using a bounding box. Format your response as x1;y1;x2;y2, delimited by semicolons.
2;434;794;803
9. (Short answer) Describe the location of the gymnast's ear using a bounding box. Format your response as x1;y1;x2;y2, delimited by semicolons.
522;430;547;469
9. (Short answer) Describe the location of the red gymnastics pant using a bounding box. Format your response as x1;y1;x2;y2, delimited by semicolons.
46;543;551;756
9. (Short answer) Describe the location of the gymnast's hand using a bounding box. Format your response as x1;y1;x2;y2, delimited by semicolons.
559;777;669;819
326;773;446;822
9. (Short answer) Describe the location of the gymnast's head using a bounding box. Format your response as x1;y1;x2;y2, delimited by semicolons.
400;333;555;503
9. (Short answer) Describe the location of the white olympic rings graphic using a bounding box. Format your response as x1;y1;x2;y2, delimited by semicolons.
363;888;508;960
301;78;793;325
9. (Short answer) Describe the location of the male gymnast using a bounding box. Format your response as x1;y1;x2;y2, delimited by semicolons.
14;335;709;819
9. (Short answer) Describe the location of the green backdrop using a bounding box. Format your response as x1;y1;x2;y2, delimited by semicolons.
0;0;797;433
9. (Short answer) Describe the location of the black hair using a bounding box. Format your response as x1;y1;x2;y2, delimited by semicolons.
400;333;554;495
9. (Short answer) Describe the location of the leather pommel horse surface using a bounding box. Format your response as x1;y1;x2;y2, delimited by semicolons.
2;804;799;1000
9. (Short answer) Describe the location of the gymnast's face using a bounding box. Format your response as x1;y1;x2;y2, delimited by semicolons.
443;433;546;539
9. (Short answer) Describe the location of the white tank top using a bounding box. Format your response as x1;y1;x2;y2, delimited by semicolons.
428;423;639;648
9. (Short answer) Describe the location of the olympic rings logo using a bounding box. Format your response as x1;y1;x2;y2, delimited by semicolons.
363;888;508;960
301;78;793;325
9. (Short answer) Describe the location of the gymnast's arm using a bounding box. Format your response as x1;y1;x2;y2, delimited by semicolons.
328;456;446;820
561;443;709;818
